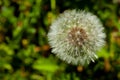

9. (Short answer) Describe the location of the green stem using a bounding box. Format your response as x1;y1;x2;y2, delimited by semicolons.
50;0;56;11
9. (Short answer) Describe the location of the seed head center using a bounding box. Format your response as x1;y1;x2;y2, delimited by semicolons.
67;27;87;46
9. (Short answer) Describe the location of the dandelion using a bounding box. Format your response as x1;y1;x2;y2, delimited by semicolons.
48;10;106;65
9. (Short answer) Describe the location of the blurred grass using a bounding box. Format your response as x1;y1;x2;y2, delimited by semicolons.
0;0;120;80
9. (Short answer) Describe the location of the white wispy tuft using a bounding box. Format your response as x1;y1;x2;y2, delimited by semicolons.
48;10;106;65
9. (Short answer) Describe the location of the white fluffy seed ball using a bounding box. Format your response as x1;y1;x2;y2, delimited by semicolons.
48;10;106;65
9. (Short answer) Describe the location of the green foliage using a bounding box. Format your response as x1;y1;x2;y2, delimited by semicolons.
0;0;120;80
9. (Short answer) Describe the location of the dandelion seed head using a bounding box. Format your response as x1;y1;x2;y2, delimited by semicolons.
48;9;106;65
67;27;88;47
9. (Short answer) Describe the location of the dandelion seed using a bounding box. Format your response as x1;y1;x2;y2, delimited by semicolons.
48;9;106;65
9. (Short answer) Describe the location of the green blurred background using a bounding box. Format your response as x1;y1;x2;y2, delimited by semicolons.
0;0;120;80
